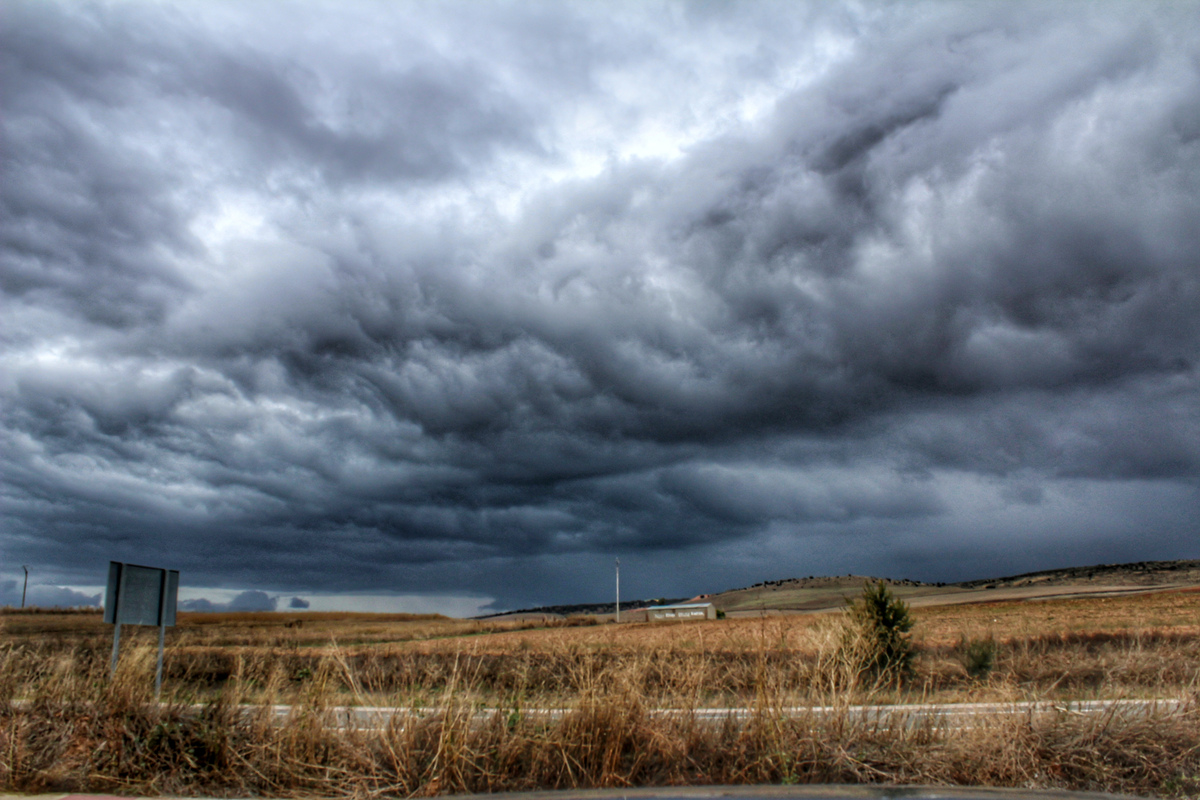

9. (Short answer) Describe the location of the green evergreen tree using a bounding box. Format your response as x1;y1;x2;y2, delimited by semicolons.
847;580;915;682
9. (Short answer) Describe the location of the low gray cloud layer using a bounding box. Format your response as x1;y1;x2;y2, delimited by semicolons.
179;590;278;613
0;579;100;609
2;1;1198;610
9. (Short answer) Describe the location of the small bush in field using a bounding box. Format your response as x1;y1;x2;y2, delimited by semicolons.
960;635;998;679
845;580;914;683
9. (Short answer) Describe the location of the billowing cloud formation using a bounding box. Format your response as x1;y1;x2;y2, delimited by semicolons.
227;590;278;612
2;1;1199;609
288;596;310;610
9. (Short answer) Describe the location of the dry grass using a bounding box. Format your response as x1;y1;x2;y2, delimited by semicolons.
0;608;606;653
913;589;1200;645
1;590;1199;797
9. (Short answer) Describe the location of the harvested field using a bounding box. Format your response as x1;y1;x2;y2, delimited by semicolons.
1;588;1198;797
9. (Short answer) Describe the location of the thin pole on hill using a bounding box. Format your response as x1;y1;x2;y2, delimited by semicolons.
615;558;620;623
21;566;27;608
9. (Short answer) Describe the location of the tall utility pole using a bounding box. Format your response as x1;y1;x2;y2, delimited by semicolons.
615;558;620;623
21;566;28;608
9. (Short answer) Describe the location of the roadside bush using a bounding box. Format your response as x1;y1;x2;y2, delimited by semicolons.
845;581;914;684
960;635;998;679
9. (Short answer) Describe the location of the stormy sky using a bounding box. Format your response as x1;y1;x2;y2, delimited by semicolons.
3;0;1199;614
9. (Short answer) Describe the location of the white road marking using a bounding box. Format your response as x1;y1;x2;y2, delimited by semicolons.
10;697;1188;732
244;697;1191;731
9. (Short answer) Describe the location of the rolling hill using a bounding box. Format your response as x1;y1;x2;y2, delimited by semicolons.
483;559;1200;620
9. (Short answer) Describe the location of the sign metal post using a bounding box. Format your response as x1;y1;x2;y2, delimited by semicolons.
109;563;126;677
156;569;168;696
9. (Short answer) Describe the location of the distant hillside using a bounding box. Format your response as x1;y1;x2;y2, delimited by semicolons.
478;597;691;619
706;559;1200;614
954;559;1200;588
482;559;1200;620
706;574;966;614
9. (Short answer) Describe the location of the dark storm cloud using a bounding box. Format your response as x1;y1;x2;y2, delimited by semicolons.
0;0;538;329
2;1;1199;609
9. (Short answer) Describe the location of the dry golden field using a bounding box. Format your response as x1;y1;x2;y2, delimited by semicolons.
1;588;1198;797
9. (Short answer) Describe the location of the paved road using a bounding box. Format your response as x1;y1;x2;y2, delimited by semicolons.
10;697;1187;731
245;697;1189;730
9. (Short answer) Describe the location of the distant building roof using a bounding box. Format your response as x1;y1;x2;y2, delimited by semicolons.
647;602;714;610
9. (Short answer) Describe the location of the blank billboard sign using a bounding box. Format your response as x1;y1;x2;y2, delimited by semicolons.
104;561;179;694
104;562;179;627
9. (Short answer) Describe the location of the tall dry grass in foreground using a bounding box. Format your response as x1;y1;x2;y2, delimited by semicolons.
1;614;1199;798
